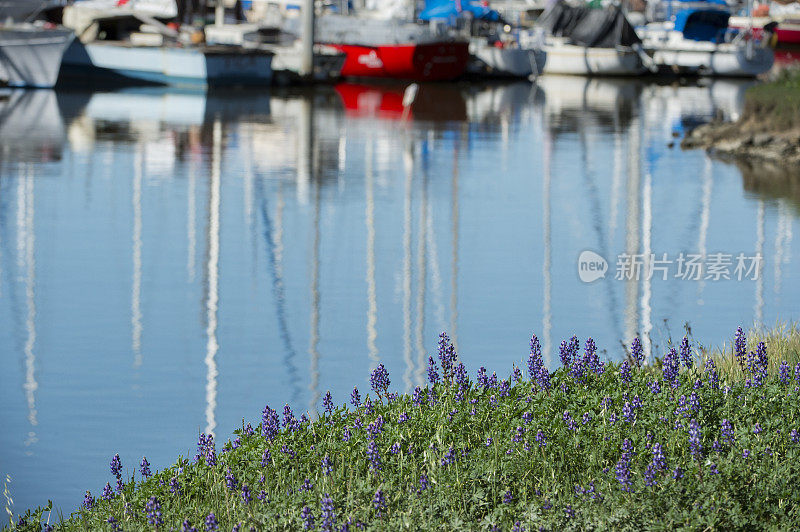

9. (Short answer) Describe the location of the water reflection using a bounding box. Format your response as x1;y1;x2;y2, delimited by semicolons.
0;78;799;515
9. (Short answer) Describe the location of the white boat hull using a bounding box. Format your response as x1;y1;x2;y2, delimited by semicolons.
541;40;645;76
467;41;547;77
641;26;774;77
62;40;274;86
649;45;774;77
0;26;74;88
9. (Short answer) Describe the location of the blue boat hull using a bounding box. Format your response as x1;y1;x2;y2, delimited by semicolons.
61;40;273;87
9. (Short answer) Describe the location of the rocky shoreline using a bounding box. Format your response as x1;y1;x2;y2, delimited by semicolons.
681;119;800;167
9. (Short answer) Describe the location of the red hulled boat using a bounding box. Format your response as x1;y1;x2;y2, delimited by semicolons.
315;14;469;81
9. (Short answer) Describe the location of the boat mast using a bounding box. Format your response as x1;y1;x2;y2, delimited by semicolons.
301;0;315;78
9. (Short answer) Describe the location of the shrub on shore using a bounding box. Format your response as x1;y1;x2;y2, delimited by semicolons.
14;329;800;530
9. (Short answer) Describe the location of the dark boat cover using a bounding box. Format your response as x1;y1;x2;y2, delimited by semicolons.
537;2;642;48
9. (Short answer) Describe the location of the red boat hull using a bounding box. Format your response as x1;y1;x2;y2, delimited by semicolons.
327;41;469;81
729;22;800;46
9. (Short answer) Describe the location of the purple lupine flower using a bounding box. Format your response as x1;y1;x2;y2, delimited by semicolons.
182;519;196;532
663;348;680;387
561;336;579;368
756;342;768;375
323;391;334;415
563;411;576;431
262;406;280;441
101;482;114;501
225;468;238;490
367;440;382;472
398;412;409;424
488;372;499;389
241;484;252;505
522;411;533;424
743;449;750;458
779;361;790;385
169;476;181;495
369;364;392;395
454;363;468;386
261;448;272;467
709;463;720;475
644;442;666;486
441;446;457;466
140;456;152;478
795;363;800;384
704;356;719;389
476;367;489;389
350;387;361;407
485;437;493;446
720;419;735;445
489;395;497;408
499;380;511;397
620;360;632;384
320;493;335;532
389;442;401;455
204;435;217;466
734;327;747;371
581;413;592;425
283;404;298;431
257;490;268;502
688;392;700;413
447;409;458;422
116;478;124;493
83;491;95;510
528;334;543;378
631;337;644;367
244;422;255;436
673;467;684;480
412;387;425;407
144;496;163;526
753;423;763;434
301;506;315;530
107;517;122;532
364;397;375;415
679;337;693;369
609;412;618;425
790;429;798;443
321;455;332;475
622;402;635;423
649;380;661;394
367;415;385;439
536;430;547;447
503;490;513;504
438;332;457;381
417;474;429;493
513;426;526;442
300;478;314;492
584;338;604;374
110;453;122;479
372;489;386;517
512;366;522;382
615;456;632;491
689;419;703;460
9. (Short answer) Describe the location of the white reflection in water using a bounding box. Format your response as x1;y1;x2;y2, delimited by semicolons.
18;163;38;447
755;199;765;326
132;147;143;368
402;142;413;392
366;139;378;367
775;201;793;295
204;119;222;437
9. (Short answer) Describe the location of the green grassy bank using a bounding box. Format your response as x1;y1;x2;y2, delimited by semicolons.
11;327;800;531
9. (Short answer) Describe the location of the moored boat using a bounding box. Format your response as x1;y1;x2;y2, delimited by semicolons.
728;15;800;46
0;24;74;88
532;2;651;76
312;14;469;81
639;9;775;77
60;1;275;87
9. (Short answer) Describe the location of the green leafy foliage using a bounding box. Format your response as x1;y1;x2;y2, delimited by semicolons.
11;331;800;531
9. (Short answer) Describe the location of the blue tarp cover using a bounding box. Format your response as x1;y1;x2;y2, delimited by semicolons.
418;0;502;22
673;9;730;42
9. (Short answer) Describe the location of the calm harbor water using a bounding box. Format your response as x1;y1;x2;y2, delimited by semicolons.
1;78;799;514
